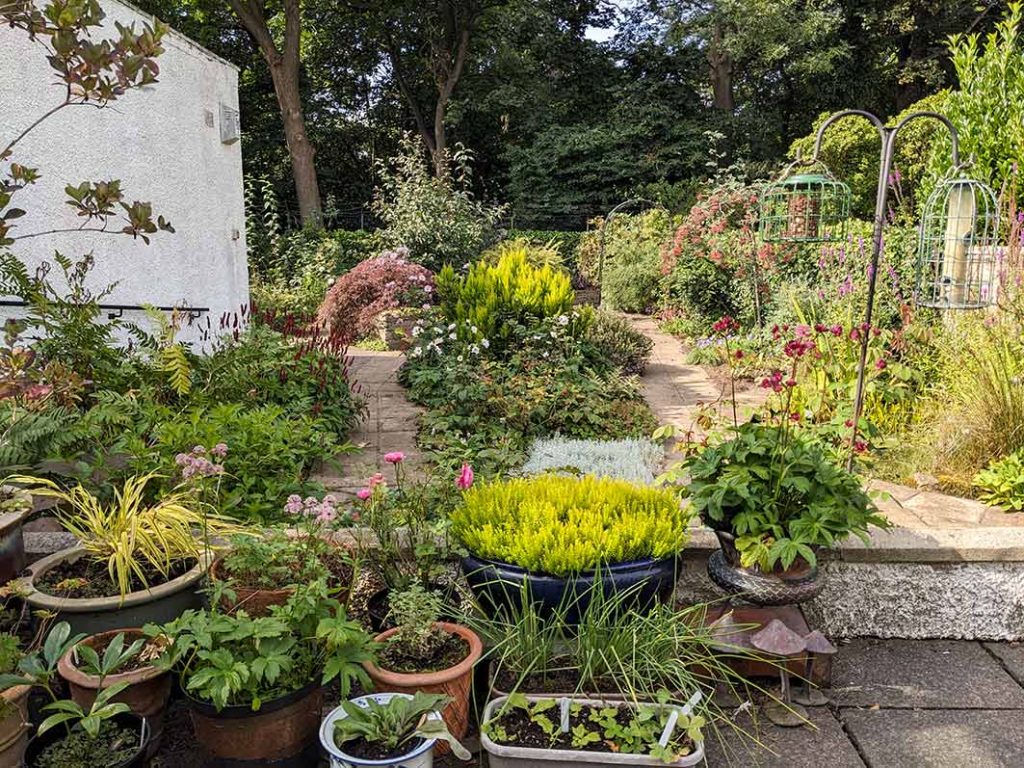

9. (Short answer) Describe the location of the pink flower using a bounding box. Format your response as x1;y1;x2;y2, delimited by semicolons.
356;488;371;501
875;358;887;370
211;443;228;457
368;472;385;488
384;452;406;464
456;463;474;490
284;495;304;515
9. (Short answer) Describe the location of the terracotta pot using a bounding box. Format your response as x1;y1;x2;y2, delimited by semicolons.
57;628;171;755
24;547;210;636
0;684;29;768
188;681;323;765
210;540;354;618
363;622;482;753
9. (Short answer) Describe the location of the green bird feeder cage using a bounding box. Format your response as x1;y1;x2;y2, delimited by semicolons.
759;161;851;243
915;175;1001;310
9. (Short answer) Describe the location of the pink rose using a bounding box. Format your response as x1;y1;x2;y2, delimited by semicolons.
384;452;406;464
356;488;371;501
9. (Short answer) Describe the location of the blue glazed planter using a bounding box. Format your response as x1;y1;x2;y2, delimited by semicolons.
460;554;679;623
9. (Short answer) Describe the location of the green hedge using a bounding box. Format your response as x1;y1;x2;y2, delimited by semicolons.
507;229;584;259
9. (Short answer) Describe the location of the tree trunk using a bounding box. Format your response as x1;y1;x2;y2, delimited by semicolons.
269;63;323;227
226;0;322;228
708;22;734;112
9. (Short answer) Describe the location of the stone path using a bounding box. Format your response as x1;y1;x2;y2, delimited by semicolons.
629;314;765;441
315;349;426;497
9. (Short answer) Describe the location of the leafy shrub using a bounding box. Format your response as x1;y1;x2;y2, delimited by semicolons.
403;311;655;475
928;4;1024;196
482;237;564;270
678;422;888;570
128;403;339;522
196;323;363;438
373;136;504;271
521;437;663;485
435;248;574;356
151;580;374;711
507;230;583;263
583;311;654;375
974;451;1024;511
451;475;690;575
317;249;434;341
576;210;674;312
789;92;949;218
665;255;738;326
250;228;374;319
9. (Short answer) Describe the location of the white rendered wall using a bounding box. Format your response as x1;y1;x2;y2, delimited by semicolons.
0;0;248;348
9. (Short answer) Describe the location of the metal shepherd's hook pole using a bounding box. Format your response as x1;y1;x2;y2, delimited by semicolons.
809;110;960;471
597;198;653;308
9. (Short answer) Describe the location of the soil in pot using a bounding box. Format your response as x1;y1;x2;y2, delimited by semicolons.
25;717;145;768
489;702;697;759
378;632;468;675
35;557;196;600
341;735;428;761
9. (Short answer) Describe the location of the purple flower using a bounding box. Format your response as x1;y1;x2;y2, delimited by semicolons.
211;443;228;457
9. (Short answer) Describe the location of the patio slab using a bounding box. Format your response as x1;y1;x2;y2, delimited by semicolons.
827;639;1024;709
985;642;1024;685
703;707;865;768
841;708;1024;768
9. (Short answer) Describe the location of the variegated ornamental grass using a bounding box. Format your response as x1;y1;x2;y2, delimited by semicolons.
10;473;244;599
451;475;691;575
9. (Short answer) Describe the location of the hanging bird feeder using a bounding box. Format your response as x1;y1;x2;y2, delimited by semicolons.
758;161;851;243
915;174;1001;309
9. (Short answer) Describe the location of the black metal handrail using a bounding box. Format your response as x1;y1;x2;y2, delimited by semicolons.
0;299;211;322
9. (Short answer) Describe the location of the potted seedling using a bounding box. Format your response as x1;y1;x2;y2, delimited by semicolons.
10;474;241;634
0;622;151;768
481;691;706;767
211;494;356;616
319;691;470;768
57;630;171;755
22;686;148;768
451;475;692;622
363;585;481;750
150;578;376;765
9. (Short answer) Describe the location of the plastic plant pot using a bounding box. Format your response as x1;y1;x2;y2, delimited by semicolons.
187;680;323;766
461;554;678;624
480;695;706;768
319;692;441;768
24;547;210;636
22;712;149;768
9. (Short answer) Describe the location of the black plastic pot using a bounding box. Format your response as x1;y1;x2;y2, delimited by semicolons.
23;712;149;768
461;554;679;624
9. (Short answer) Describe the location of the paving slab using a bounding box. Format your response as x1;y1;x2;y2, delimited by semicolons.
841;708;1024;768
828;639;1024;708
703;707;865;768
985;642;1024;686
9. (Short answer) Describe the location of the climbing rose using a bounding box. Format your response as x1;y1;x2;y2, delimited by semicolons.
456;463;474;490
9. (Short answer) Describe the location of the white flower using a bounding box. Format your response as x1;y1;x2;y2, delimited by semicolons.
557;315;569;326
457;355;464;362
481;339;490;348
449;332;457;340
470;325;478;334
410;347;422;357
412;326;421;337
470;344;480;355
448;323;456;331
